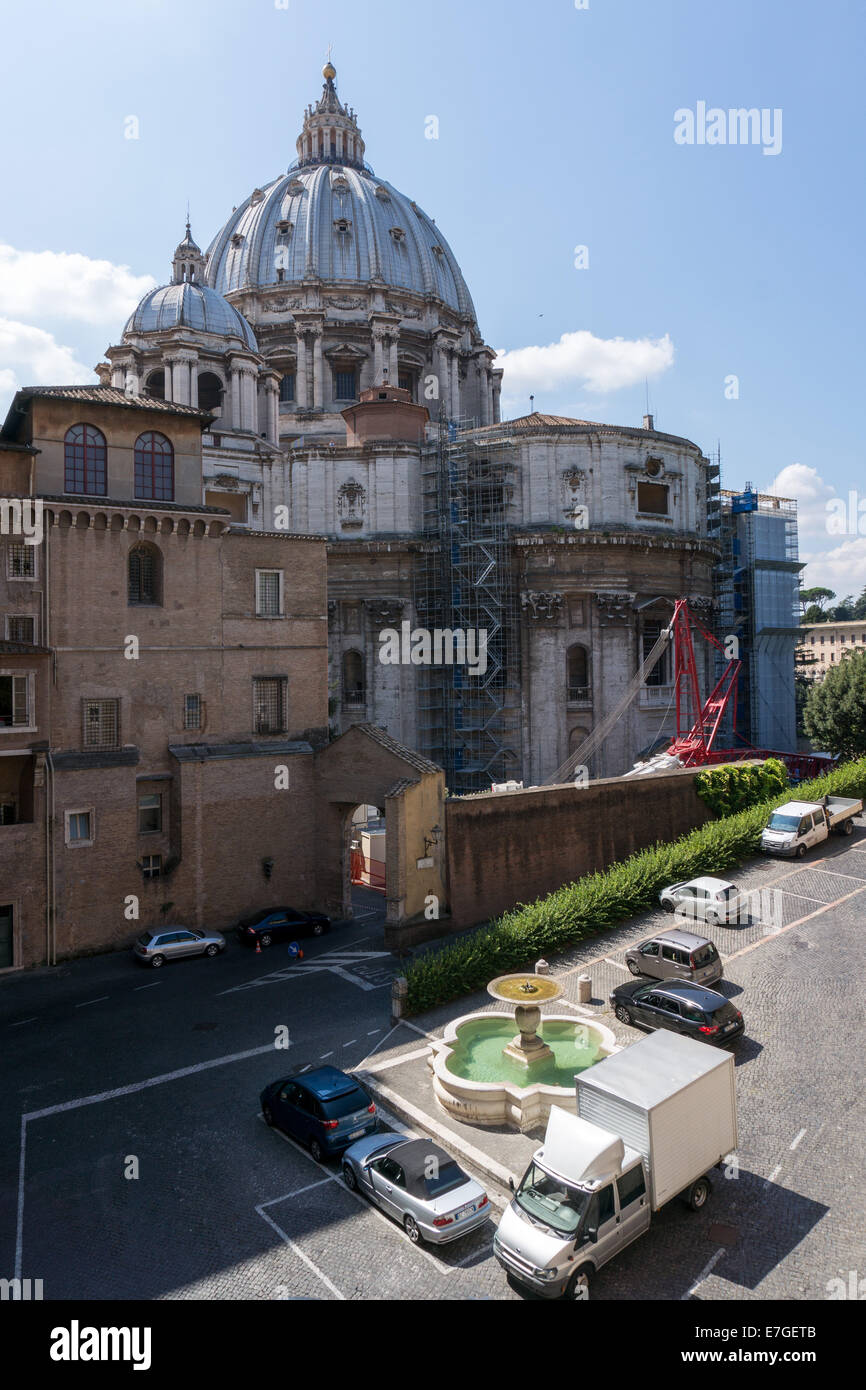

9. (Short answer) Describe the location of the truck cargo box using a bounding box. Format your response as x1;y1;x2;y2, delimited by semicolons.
575;1031;737;1210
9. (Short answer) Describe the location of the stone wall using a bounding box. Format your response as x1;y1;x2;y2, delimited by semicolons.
442;767;714;932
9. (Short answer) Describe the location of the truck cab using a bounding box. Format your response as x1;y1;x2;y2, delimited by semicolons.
494;1114;651;1299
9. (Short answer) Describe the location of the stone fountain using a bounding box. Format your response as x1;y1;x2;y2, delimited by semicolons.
428;970;618;1132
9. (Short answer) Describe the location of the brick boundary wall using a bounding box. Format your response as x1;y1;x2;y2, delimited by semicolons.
443;767;713;932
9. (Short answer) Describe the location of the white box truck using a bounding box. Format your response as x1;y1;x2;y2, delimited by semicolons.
760;795;861;858
494;1030;737;1300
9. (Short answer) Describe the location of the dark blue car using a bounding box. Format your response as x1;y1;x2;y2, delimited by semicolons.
260;1067;377;1162
237;906;330;948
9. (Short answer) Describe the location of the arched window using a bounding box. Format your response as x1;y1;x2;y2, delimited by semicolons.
144;370;165;400
128;543;162;605
64;424;107;495
197;372;223;412
134;432;174;501
342;650;365;706
567;645;590;701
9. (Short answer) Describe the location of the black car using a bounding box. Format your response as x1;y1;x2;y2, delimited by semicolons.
609;980;744;1046
237;906;330;947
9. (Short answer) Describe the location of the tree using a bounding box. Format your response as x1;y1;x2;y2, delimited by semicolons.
801;604;826;626
799;586;835;616
828;594;855;622
852;586;866;621
803;649;866;758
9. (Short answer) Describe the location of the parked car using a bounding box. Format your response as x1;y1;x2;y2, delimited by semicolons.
341;1132;491;1245
609;980;744;1046
133;926;226;968
237;906;330;947
658;876;743;925
624;928;723;986
260;1066;377;1161
760;796;862;857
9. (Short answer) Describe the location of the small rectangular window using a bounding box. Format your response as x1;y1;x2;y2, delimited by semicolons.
138;793;162;834
141;854;161;881
183;694;202;730
279;373;296;403
82;699;119;750
0;675;29;727
6;616;36;643
637;482;669;515
253;677;286;734
0;802;17;826
256;570;283;618
67;810;93;844
6;544;36;579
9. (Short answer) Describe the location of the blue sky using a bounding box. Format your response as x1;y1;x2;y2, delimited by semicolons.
1;0;863;591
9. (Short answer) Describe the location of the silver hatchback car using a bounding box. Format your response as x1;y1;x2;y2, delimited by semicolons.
341;1133;491;1245
624;928;723;986
133;926;226;968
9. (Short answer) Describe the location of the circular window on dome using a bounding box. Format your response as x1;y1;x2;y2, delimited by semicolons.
645;456;664;478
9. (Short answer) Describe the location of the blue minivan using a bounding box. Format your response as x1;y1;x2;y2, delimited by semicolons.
260;1067;377;1161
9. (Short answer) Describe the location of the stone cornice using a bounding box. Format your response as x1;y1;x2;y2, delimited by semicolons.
513;528;721;559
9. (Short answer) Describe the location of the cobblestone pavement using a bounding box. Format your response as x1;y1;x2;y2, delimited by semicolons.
2;843;865;1300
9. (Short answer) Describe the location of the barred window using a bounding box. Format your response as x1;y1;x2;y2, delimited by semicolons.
256;570;282;617
128;544;161;605
82;699;119;750
0;675;29;727
141;854;161;880
64;423;107;495
253;677;286;734
334;370;357;401
184;693;202;730
6;544;36;579
6;616;35;644
0;801;16;826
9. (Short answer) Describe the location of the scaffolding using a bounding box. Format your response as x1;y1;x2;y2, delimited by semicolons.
413;420;522;792
714;486;801;749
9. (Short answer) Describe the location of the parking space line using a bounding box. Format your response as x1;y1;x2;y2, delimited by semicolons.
724;880;866;966
8;1017;38;1027
75;996;109;1008
604;958;630;973
790;1128;807;1151
683;1247;725;1299
256;1203;345;1300
133;983;161;991
764;1164;782;1189
363;1045;430;1073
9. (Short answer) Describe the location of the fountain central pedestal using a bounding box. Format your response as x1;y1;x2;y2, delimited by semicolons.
488;974;564;1067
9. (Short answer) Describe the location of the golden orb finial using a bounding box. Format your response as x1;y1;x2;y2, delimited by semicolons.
323;60;336;81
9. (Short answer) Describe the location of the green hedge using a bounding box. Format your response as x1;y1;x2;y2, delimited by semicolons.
695;758;788;816
405;758;866;1015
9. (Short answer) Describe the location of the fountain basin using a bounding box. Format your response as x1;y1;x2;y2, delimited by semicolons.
429;1011;619;1132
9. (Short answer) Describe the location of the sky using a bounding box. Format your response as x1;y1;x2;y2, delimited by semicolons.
0;0;863;594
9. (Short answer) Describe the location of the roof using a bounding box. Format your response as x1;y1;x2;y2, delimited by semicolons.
578;1029;731;1111
0;639;50;656
470;412;703;452
0;438;38;454
39;494;229;515
682;876;736;892
169;740;313;763
4;386;212;429
124;280;258;350
381;1138;458;1197
347;722;442;776
205;163;477;319
645;928;714;951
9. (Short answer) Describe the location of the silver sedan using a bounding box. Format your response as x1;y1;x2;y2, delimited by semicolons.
341;1132;491;1245
133;926;226;968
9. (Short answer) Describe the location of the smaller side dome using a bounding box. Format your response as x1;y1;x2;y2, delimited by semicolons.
124;221;258;350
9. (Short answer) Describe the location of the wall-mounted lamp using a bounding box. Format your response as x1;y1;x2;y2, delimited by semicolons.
422;824;443;857
261;856;275;880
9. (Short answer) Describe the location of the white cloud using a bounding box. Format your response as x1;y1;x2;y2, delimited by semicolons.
496;329;675;410
0;318;94;407
765;462;866;595
0;244;154;326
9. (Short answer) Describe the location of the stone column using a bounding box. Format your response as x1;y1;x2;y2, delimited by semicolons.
266;376;279;442
242;368;257;431
450;353;460;420
189;364;199;408
478;362;490;425
389;335;399;387
313;329;325;410
372;330;384;384
436;338;450;416
296;332;308;409
230;363;242;430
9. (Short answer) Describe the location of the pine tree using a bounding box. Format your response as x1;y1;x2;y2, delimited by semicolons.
803;649;866;758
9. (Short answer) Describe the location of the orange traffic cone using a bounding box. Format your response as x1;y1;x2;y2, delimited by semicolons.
255;939;262;955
